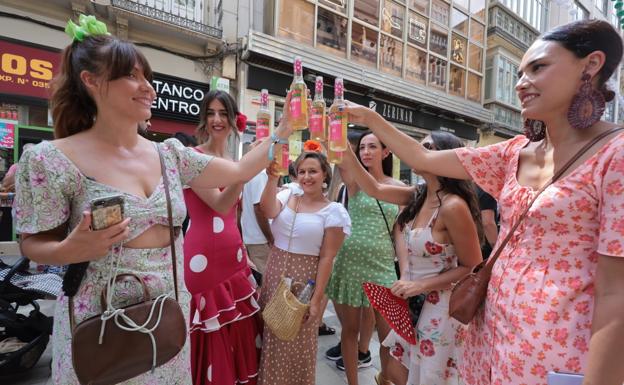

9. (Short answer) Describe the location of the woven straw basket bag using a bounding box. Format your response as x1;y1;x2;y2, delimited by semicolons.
262;197;310;341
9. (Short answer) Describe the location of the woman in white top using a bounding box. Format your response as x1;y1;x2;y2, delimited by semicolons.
257;151;351;385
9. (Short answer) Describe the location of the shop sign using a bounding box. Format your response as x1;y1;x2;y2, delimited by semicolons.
373;100;416;126
210;76;230;93
0;119;16;148
0;39;59;100
408;18;427;44
151;73;209;123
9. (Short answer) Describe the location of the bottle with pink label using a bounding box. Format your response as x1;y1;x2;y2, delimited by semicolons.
309;76;326;141
328;77;348;152
274;143;290;176
256;89;271;140
289;57;309;131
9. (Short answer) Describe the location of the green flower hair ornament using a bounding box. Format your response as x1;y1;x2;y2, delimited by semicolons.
65;14;110;42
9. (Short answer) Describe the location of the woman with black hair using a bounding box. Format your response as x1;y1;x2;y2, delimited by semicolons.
326;131;405;385
342;131;483;385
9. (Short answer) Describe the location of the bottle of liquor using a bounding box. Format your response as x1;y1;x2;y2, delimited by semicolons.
256;89;271;140
327;146;343;164
309;76;326;141
328;77;348;152
297;279;316;304
289;57;309;131
289;130;302;161
274;142;290;176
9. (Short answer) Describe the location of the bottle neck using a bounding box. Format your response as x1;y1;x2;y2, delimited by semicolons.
334;93;344;102
314;90;324;101
293;73;304;83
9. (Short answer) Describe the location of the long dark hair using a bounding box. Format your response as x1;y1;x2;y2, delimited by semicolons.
396;131;484;243
541;19;622;102
51;34;152;138
196;90;239;144
355;130;393;177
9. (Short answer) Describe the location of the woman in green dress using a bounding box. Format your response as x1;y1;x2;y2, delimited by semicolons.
326;131;404;385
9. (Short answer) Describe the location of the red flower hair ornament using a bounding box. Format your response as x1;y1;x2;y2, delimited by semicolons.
236;113;247;133
303;140;322;153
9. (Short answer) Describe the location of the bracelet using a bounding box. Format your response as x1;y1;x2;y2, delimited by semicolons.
268;133;288;161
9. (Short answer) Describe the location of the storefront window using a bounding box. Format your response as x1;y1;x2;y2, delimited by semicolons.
470;0;486;20
278;0;314;45
351;22;379;67
406;46;427;84
429;23;448;56
431;0;450;26
380;35;403;76
450;34;466;65
451;8;468;35
470;19;484;42
467;72;482;102
428;56;447;89
354;0;380;26
407;12;428;48
450;65;465;96
468;43;482;72
381;0;405;39
409;0;429;15
316;8;348;57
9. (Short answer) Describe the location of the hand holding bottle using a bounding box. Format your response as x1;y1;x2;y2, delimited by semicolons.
339;100;379;127
274;91;295;140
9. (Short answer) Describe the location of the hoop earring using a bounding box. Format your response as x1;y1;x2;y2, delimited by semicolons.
523;119;546;142
567;72;606;130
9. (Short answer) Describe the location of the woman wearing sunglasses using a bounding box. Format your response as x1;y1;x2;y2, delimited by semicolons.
340;131;482;385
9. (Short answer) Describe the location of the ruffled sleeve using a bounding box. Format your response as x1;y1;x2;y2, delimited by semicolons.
597;135;624;257
454;135;528;199
162;138;213;186
324;202;352;236
14;144;72;234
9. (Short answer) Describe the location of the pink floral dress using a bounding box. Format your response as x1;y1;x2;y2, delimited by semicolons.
383;208;465;385
454;133;624;385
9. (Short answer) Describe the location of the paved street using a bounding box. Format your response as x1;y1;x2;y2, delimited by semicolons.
6;301;382;385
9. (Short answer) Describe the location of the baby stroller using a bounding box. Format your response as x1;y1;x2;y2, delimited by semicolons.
0;256;61;376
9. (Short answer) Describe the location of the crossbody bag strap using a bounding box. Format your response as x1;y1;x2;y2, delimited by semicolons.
376;199;396;252
279;195;300;277
157;145;179;302
482;126;624;274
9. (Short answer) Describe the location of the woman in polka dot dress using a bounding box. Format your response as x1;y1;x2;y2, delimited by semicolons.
183;90;261;385
258;152;351;385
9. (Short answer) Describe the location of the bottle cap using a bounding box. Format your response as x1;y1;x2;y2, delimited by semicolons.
315;76;323;93
260;89;269;107
307;279;316;285
294;56;303;76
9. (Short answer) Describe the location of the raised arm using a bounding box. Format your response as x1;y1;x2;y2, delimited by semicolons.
393;223;409;280
191;183;244;215
258;164;283;219
339;144;414;205
343;101;470;180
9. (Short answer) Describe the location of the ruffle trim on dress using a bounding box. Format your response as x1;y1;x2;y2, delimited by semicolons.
189;268;260;333
326;275;373;307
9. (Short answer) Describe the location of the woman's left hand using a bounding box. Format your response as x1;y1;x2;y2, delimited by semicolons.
391;280;425;298
304;300;321;326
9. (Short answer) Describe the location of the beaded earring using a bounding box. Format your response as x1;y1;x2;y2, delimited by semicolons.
567;72;605;130
523;119;546;142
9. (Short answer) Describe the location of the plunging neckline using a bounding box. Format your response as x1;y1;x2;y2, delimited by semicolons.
46;141;164;202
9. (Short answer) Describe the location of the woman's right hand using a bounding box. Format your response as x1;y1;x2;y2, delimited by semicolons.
342;100;377;127
61;212;131;262
274;91;294;140
266;160;281;181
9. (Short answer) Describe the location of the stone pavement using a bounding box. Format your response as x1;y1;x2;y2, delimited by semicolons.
5;301;382;385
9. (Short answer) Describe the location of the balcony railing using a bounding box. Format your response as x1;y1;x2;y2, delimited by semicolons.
111;0;222;39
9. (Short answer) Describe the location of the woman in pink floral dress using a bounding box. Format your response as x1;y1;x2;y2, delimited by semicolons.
339;20;624;385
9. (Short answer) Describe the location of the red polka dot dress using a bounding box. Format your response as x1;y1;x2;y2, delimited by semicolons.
184;149;261;385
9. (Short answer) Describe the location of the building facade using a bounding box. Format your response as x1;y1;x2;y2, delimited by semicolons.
237;0;493;181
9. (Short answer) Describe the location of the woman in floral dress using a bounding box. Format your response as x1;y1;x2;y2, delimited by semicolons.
341;131;483;385
14;19;292;385
339;19;624;385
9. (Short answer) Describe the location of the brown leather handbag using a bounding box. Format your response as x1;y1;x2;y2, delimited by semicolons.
449;127;623;324
69;146;187;385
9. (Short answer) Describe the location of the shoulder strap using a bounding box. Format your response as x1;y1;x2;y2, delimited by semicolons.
279;197;300;277
376;199;396;252
157;145;180;302
482;126;624;273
